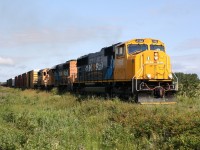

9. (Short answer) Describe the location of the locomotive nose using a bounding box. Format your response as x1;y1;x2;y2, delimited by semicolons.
142;51;171;80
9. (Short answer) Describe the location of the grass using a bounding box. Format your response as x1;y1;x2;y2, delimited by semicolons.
0;86;199;149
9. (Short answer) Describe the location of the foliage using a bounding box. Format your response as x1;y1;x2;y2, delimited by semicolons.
0;86;199;149
175;72;200;98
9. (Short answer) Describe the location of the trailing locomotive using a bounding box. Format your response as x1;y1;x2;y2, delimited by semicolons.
5;38;178;103
47;60;77;90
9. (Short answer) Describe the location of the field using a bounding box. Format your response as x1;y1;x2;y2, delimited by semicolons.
0;86;199;150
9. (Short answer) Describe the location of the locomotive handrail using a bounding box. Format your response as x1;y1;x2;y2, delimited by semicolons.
172;72;178;91
131;62;179;93
132;65;144;93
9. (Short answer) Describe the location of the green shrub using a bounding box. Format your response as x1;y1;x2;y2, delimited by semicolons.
175;73;200;98
0;86;199;149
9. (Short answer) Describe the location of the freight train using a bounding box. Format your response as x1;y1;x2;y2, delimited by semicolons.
6;38;178;104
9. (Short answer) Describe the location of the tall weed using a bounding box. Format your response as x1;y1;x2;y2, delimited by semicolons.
0;87;199;149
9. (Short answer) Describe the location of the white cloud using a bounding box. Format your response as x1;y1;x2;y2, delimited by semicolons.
171;54;200;77
176;38;200;50
0;57;14;66
0;26;122;49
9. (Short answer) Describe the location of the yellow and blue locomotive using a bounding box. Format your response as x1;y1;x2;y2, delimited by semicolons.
74;38;178;103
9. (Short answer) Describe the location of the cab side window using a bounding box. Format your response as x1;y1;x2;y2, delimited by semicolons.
116;45;125;57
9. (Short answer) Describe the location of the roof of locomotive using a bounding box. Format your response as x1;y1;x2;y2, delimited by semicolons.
77;43;120;60
116;38;164;46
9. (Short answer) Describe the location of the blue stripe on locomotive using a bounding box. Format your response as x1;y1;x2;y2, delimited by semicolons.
104;57;114;80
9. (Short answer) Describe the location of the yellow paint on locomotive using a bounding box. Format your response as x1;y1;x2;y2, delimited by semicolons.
114;38;173;81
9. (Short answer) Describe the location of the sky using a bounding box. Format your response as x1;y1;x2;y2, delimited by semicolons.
0;0;200;81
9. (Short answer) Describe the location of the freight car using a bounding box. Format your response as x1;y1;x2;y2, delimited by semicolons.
73;38;178;103
27;70;39;89
6;78;15;87
18;75;22;88
15;76;19;88
22;73;27;89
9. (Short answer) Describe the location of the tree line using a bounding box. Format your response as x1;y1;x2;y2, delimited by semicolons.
175;73;200;98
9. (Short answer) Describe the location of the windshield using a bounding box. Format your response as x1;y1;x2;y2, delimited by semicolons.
128;44;148;54
150;45;165;52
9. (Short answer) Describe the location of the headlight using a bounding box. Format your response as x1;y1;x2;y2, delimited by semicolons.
154;52;158;60
147;74;151;79
154;56;158;60
168;74;173;79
